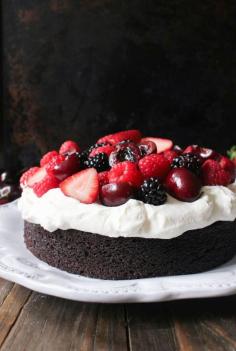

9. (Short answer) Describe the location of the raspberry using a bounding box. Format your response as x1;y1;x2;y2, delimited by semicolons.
59;140;80;155
98;171;109;187
97;130;142;145
45;154;66;174
32;174;59;197
89;145;115;157
219;156;235;182
40;151;58;167
108;161;143;187
20;167;40;188
138;154;170;180
137;178;167;205
163;150;179;163
201;159;232;186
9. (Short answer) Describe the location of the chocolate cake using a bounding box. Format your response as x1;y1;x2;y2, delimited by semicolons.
24;220;236;280
19;130;236;280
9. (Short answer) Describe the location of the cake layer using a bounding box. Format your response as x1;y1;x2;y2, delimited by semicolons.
24;220;236;280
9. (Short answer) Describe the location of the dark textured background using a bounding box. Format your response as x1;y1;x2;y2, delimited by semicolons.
1;0;236;168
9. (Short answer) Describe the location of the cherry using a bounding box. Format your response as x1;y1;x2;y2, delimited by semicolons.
183;145;219;161
138;140;157;156
109;142;141;167
165;168;202;202
100;182;134;206
0;183;21;204
52;153;80;181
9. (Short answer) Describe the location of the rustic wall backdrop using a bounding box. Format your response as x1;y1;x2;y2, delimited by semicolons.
1;0;236;168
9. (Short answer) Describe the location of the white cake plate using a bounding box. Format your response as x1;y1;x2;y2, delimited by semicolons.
0;200;236;303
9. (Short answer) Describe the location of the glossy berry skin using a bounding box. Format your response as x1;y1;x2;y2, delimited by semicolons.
109;142;141;167
165;168;202;202
0;183;21;204
138;141;157;156
100;182;134;206
52;153;81;181
59;140;80;155
183;145;219;161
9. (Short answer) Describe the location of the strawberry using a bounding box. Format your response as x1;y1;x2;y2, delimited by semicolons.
60;168;99;204
40;150;58;167
59;140;80;155
89;145;115;157
45;154;66;174
138;154;170;180
98;171;109;187
26;167;48;188
32;174;59;197
140;137;173;154
108;161;143;187
20;167;40;188
201;159;233;186
97;130;142;145
163;150;179;163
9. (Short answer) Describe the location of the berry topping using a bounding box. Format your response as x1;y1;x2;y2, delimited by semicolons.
97;129;142;145
20;167;40;188
219;156;235;182
138;140;157;156
32;174;59;197
137;178;167;206
89;145;115;157
98;171;109;187
109;142;141;167
59;140;80;155
108;161;143;188
140;137;173;154
40;151;58;167
60;168;99;204
26;167;48;188
183;145;219;161
85;153;110;172
163;150;179;163
201;159;234;186
138;154;170;180
165;168;202;202
171;153;202;175
46;153;80;181
100;182;134;206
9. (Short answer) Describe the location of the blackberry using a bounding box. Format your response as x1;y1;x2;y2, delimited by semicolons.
138;178;167;206
85;153;110;172
77;143;109;168
171;153;201;175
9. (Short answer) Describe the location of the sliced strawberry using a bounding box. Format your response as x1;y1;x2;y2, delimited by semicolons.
27;167;48;188
32;174;59;197
98;171;109;187
20;167;40;188
108;161;143;187
97;130;142;145
60;168;99;204
59;140;80;155
140;137;173;154
201;159;233;186
40;150;58;167
89;145;115;157
138;154;171;180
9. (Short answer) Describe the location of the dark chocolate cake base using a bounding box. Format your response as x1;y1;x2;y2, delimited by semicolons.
24;220;236;280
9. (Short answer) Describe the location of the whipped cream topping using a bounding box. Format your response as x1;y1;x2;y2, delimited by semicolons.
18;181;236;239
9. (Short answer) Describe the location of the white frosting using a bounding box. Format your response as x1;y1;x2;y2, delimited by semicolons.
18;181;236;239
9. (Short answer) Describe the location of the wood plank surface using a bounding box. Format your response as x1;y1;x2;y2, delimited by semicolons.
0;284;31;348
0;280;236;351
1;291;128;351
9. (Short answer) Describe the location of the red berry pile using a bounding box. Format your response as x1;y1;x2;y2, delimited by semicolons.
20;130;236;206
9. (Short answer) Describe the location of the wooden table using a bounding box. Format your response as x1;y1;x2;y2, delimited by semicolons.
0;278;236;351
